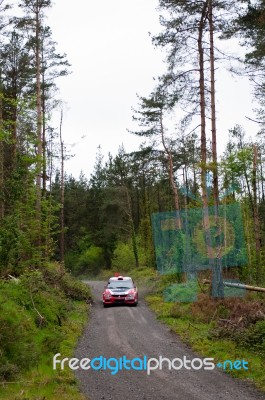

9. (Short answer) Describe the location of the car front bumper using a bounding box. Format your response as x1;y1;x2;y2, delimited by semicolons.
103;294;137;305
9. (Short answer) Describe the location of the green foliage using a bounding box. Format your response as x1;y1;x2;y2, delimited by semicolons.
241;320;265;355
64;250;80;271
0;283;39;379
231;0;265;66
0;263;91;382
0;214;21;273
214;319;265;357
76;245;104;276
0;179;60;275
0;299;88;400
60;272;92;300
164;280;198;303
139;217;155;267
65;245;106;277
43;262;92;301
112;241;138;271
127;265;158;283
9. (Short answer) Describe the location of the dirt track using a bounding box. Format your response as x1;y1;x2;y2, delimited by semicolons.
74;281;265;400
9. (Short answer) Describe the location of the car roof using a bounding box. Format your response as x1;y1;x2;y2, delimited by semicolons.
108;276;133;281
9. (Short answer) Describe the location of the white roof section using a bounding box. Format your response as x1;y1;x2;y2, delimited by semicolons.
109;276;133;281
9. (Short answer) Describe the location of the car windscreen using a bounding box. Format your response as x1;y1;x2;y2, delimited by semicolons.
107;280;134;289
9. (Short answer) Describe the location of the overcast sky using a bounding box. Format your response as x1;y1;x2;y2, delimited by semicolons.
47;0;258;179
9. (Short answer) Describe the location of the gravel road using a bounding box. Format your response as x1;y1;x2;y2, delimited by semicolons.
74;281;265;400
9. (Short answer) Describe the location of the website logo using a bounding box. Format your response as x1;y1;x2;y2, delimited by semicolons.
53;354;248;375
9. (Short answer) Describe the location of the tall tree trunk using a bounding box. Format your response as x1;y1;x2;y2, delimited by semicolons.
184;164;189;205
183;166;192;272
41;43;47;195
198;1;210;233
198;1;208;224
260;157;265;202
209;0;224;298
47;130;53;259
59;110;65;264
252;144;261;281
10;66;17;173
209;0;218;211
35;2;43;221
0;73;3;219
198;0;210;231
198;1;221;296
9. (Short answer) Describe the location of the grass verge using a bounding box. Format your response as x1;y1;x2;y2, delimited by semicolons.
0;263;91;400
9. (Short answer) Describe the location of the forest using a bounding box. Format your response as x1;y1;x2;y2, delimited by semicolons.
1;0;265;396
58;0;265;291
0;0;265;284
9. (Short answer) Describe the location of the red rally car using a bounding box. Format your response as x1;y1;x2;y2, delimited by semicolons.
102;276;138;307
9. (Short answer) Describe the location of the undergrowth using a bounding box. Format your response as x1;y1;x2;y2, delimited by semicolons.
0;262;91;399
146;278;265;391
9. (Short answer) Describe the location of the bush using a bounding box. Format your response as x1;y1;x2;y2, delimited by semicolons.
0;360;19;381
43;262;92;301
64;251;80;272
191;294;230;323
61;273;92;300
76;246;104;276
236;320;265;355
169;303;188;318
112;242;136;271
